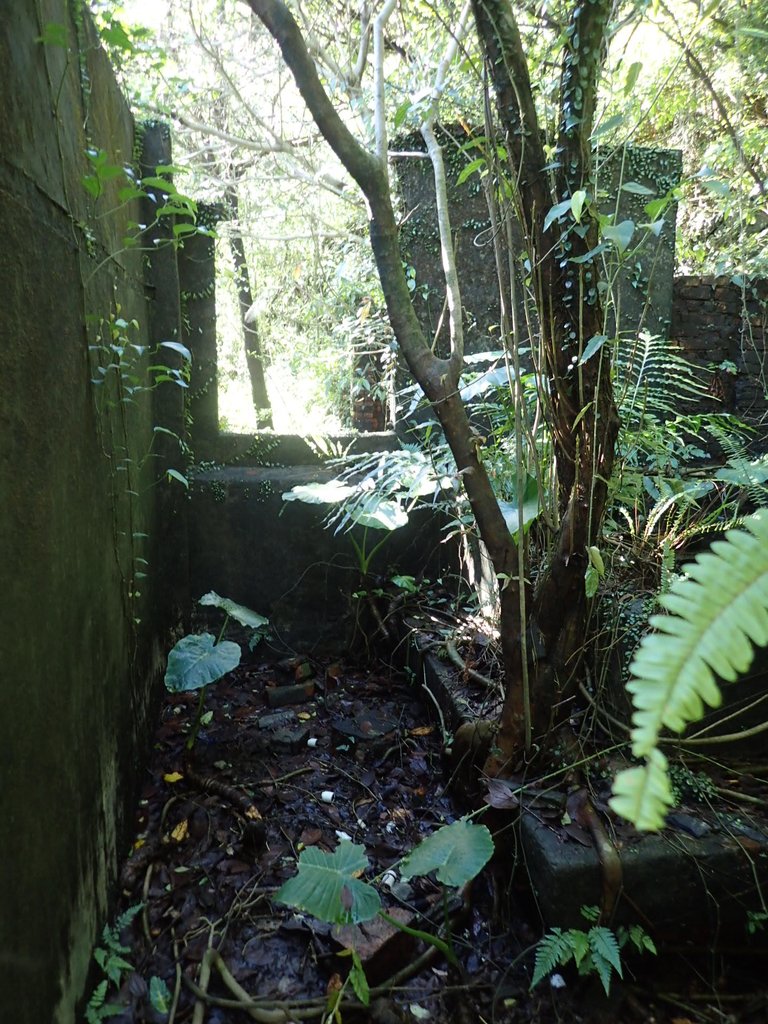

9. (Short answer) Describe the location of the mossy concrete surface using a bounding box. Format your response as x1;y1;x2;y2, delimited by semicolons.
0;5;183;1022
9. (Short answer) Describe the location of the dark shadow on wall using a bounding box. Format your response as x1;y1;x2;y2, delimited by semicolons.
0;6;186;1021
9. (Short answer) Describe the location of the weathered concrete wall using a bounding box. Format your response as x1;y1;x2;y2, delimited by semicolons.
0;6;184;1022
671;275;768;445
396;132;681;361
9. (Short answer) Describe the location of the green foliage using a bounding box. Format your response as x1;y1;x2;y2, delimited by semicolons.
148;976;171;1015
198;590;269;630
277;818;492;987
165;593;268;749
164;633;241;693
276;841;382;925
399;818;494;888
531;909;656;996
84;904;170;1023
85;906;139;1023
611;511;768;829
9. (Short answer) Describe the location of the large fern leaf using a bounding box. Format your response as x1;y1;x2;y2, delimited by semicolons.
611;511;768;829
628;510;768;755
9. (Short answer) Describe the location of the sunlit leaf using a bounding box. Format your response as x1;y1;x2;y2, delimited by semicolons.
199;591;269;629
602;220;635;254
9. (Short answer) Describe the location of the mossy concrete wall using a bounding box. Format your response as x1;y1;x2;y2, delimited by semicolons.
0;5;185;1022
396;130;681;359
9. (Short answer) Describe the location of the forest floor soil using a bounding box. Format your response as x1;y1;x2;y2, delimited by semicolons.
104;648;768;1024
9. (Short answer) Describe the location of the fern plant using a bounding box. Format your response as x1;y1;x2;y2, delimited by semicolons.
611;510;768;830
84;904;170;1023
531;907;656;995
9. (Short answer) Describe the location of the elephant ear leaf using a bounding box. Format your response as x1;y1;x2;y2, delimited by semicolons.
611;511;768;830
275;841;381;925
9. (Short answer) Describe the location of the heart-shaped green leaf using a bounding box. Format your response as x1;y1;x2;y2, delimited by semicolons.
276;841;381;924
399;819;493;887
164;633;241;692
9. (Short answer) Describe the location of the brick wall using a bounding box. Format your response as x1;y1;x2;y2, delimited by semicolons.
671;275;768;444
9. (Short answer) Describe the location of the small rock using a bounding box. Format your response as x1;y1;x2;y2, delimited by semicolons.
265;681;315;708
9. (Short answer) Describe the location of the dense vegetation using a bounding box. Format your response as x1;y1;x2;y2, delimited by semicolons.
89;0;768;829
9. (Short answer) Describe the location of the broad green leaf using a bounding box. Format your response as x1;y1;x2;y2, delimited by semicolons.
543;199;573;233
166;468;189;489
164;634;241;692
700;178;730;197
159;340;192;361
38;21;68;46
351;498;408;531
602;220;635;254
592;113;625;138
624;61;642;95
348;950;370;1005
456;157;486;187
621;181;654;196
498;475;540;537
570;190;587;223
198;591;269;629
101;22;134;50
149;976;171;1016
399;819;493;887
276;841;381;924
578;334;609;365
609;749;674;831
714;456;768;485
569;242;607;264
585;564;600;599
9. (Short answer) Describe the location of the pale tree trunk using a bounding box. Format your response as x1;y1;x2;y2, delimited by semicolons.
243;0;620;771
224;182;273;428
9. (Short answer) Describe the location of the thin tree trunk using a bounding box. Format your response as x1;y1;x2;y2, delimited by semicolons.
225;184;273;428
244;0;621;772
474;0;621;766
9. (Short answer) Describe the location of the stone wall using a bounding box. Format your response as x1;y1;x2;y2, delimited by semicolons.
671;275;768;443
0;6;185;1022
395;131;682;362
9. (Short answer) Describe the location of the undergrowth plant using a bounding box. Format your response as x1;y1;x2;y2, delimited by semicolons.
276;818;494;1006
165;591;268;752
531;905;656;996
84;905;170;1023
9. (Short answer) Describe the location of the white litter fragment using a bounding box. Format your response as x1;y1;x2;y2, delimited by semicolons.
320;790;335;803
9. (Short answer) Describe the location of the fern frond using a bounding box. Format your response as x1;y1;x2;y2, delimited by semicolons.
616;332;710;423
628;510;768;755
530;930;574;989
588;926;622;978
611;512;768;831
610;749;674;830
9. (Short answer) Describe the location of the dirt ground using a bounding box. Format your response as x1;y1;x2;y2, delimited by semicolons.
100;648;768;1024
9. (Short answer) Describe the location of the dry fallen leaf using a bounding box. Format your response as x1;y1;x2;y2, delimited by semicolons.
485;778;520;810
170;820;188;843
409;725;434;737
